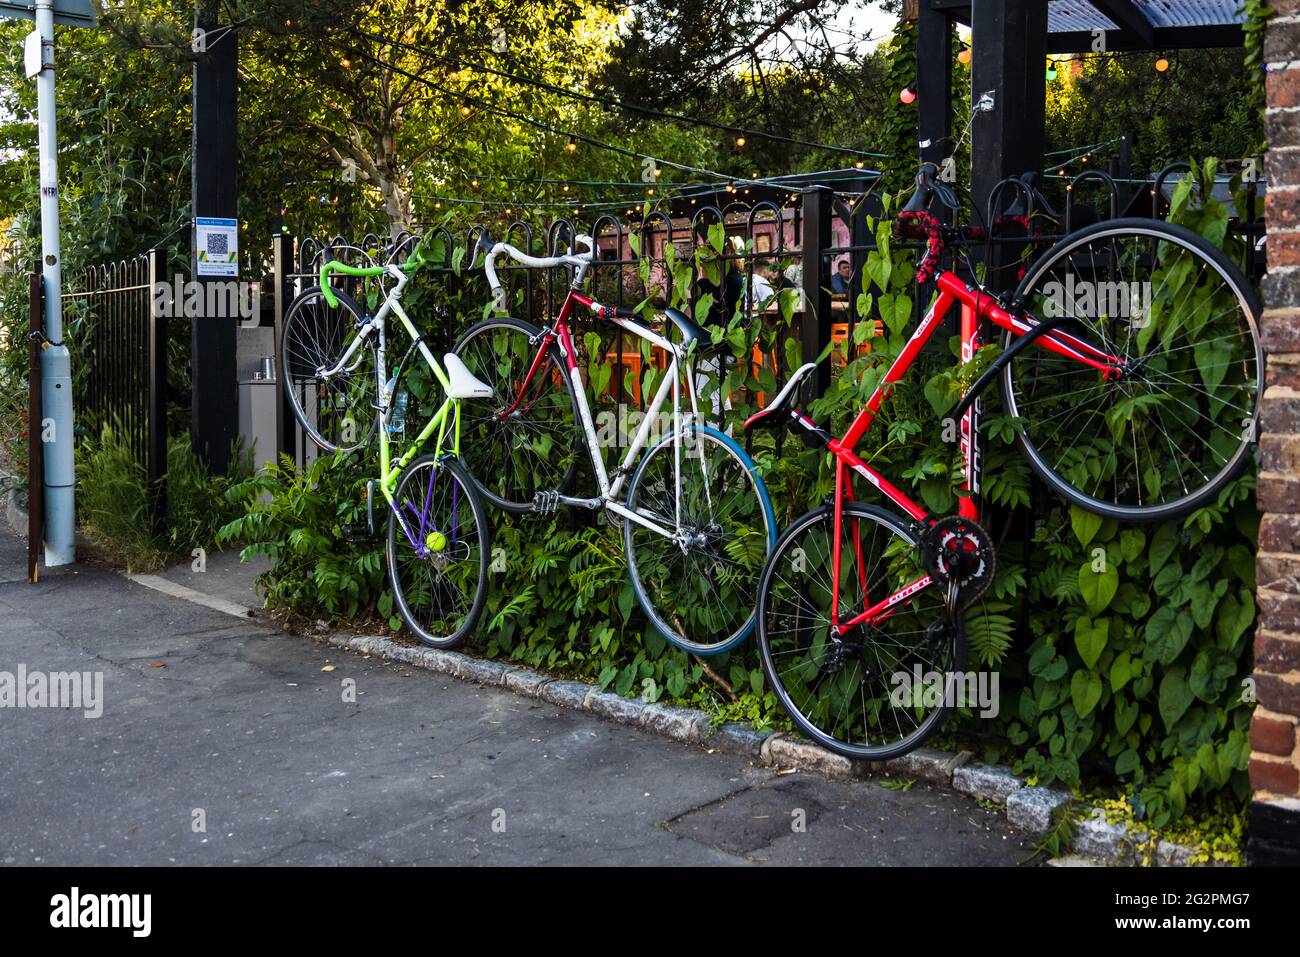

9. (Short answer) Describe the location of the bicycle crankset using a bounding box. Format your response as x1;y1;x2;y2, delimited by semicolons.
920;515;996;611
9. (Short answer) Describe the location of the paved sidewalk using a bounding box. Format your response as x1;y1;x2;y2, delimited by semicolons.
0;534;1032;866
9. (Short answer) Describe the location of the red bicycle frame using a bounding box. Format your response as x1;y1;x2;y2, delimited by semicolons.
822;269;1121;634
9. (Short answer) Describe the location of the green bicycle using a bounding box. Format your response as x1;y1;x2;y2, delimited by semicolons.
280;256;493;648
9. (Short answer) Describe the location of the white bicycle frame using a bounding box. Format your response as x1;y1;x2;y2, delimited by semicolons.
484;236;720;545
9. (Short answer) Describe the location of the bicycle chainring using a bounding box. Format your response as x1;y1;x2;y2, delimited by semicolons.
920;515;996;610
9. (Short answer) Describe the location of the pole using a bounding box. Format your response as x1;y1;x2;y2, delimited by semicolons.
916;1;952;168
27;272;44;582
34;1;74;566
799;186;833;396
191;0;238;474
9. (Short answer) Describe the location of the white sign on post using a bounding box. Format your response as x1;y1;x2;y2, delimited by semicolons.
195;217;239;277
23;28;41;77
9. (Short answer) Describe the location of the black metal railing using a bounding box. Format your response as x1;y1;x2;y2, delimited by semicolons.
67;248;168;532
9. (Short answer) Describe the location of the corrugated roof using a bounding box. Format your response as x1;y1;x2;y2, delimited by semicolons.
1048;1;1116;33
1134;0;1243;29
1046;0;1244;33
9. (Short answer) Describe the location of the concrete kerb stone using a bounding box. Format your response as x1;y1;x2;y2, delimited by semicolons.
1073;809;1139;864
639;702;712;743
503;668;554;697
458;655;515;687
882;747;969;786
584;688;648;725
312;630;1208;865
536;679;592;711
952;763;1025;804
1006;786;1074;832
761;732;861;780
703;722;770;758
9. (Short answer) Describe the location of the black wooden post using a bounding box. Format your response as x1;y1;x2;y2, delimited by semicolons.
147;248;168;536
191;0;238;474
800;186;834;396
970;0;1048;288
917;1;953;167
27;272;43;583
272;231;296;460
969;0;1048;198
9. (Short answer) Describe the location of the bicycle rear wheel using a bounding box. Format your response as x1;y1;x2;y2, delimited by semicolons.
453;317;580;513
1004;218;1261;522
386;454;490;648
755;502;962;760
280;287;377;454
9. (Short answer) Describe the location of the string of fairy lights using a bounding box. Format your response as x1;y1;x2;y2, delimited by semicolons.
278;30;1204;227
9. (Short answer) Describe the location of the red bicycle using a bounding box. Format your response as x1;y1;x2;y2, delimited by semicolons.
744;163;1262;759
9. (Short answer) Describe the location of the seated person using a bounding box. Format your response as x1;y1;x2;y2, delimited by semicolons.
831;258;852;295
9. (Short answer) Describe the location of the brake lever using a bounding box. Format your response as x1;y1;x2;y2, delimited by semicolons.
933;180;959;211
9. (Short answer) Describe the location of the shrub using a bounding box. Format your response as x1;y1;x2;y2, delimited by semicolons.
78;423;248;571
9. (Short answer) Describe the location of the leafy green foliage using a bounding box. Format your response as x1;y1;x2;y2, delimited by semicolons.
77;423;248;571
218;451;386;619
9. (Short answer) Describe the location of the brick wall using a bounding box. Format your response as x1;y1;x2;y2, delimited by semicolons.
1251;1;1300;863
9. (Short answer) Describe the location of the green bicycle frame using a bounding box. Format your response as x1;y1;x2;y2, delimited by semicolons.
319;260;461;510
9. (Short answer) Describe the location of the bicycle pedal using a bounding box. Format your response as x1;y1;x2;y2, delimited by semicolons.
532;490;561;515
341;522;374;543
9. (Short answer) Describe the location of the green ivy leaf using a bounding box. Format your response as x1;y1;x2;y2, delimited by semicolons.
1190;578;1228;630
1114;696;1139;737
1028;643;1055;676
1114;749;1140;776
1119;529;1146;563
1145;605;1194;665
1073;615;1109;669
1070;506;1103;547
1109;650;1137;692
1214;589;1256;650
1158;669;1194;730
1070;670;1103;718
1189;648;1236;702
1148;523;1179;574
1078;562;1118;615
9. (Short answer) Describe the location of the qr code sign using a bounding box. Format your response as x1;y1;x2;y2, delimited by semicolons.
206;233;229;256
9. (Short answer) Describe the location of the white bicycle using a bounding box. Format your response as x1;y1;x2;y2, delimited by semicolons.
452;233;776;655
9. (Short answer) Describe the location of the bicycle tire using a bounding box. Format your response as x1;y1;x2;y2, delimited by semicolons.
1002;217;1262;522
453;316;581;514
280;286;377;454
386;454;491;648
756;501;964;761
623;424;776;655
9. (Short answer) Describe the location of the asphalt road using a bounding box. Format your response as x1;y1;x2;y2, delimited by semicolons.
0;533;1031;866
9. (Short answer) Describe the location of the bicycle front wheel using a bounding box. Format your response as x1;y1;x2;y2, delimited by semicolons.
453;317;581;513
280;287;377;454
756;502;961;760
624;425;776;655
1005;218;1261;522
386;454;490;648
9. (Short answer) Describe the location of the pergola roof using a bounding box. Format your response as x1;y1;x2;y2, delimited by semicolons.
933;0;1246;51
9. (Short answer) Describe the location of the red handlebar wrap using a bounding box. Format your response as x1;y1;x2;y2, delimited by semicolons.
894;210;944;285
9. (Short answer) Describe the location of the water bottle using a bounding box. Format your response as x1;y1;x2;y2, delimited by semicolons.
385;377;408;434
